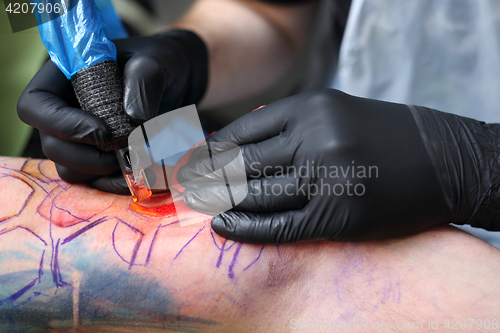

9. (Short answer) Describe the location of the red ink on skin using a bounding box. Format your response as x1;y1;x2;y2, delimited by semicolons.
38;186;113;228
130;201;177;217
129;192;192;217
131;131;217;217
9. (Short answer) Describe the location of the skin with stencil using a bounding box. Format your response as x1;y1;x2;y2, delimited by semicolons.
1;157;500;332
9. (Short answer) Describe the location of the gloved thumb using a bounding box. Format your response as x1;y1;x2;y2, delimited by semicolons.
89;172;130;195
211;210;308;244
123;55;167;124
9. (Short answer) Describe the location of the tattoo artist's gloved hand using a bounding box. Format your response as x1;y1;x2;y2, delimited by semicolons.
178;89;500;243
17;30;208;194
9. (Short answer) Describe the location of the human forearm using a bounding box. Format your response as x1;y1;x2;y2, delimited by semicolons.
0;158;275;331
171;0;317;108
1;158;500;332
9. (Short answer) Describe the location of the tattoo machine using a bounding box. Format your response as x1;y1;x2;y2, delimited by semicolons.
34;0;153;202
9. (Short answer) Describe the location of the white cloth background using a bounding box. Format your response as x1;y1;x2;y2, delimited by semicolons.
334;0;500;123
332;0;500;247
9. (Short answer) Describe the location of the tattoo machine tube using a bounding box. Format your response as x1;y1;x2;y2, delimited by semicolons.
34;0;152;201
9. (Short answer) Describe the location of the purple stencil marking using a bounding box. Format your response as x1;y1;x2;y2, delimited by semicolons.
210;228;220;248
0;166;21;172
37;161;46;179
112;220;143;266
216;239;227;268
18;172;50;195
51;243;58;284
0;174;34;222
20;160;28;171
115;218;143;234
52;204;85;222
50;225;54;278
19;162;52;185
145;226;161;265
52;239;67;287
48;190;58;220
243;245;265;272
210;228;235;251
50;204;85;225
159;220;180;228
127;208;155;221
61;216;109;245
36;180;111;227
172;224;206;262
112;223;130;265
54;180;70;190
13;291;47;309
0;278;38;306
35;188;54;220
49;225;68;288
129;234;143;269
228;243;243;279
6;227;47;246
47;188;86;222
36;160;58;182
111;217;166;268
38;250;45;282
225;241;237;251
2;158;270;310
19;185;34;217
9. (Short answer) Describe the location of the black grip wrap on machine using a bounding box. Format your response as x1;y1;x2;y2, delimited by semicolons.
71;60;134;151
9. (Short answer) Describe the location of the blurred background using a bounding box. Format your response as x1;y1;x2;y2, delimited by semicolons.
0;0;346;157
0;3;46;156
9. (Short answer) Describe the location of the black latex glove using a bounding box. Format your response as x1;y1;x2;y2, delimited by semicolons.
178;89;500;243
17;30;208;194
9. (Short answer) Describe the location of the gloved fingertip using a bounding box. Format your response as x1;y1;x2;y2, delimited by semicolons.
89;173;130;195
123;55;165;125
211;212;237;236
183;187;211;214
55;164;99;184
